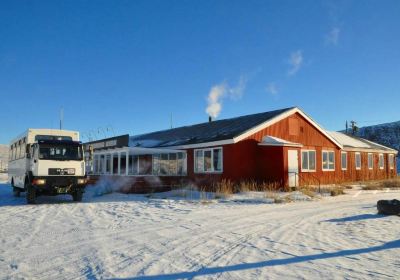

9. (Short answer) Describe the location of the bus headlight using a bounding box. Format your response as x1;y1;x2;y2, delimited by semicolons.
33;179;46;185
77;178;87;185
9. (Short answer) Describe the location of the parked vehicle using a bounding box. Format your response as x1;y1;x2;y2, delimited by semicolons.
377;199;400;215
8;129;87;204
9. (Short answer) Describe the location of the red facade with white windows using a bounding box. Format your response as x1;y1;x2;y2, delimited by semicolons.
86;107;398;191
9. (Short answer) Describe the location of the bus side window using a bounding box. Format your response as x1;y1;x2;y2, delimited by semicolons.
9;145;12;161
26;144;31;158
13;144;16;160
22;138;26;158
17;140;21;159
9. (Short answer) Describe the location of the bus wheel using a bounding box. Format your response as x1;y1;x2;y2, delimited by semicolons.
72;189;83;202
26;184;36;204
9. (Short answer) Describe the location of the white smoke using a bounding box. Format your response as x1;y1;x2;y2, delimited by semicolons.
205;76;247;119
87;176;135;197
206;83;227;119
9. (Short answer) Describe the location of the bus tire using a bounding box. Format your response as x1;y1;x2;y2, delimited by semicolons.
72;189;83;202
26;184;36;204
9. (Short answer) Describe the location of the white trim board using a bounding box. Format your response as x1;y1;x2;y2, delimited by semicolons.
342;147;398;155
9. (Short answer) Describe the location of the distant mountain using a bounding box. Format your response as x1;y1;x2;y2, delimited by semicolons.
354;121;400;152
348;121;400;173
0;144;8;171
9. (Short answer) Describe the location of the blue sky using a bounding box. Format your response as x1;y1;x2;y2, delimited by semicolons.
0;0;399;144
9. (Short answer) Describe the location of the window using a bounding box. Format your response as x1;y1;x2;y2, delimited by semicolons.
195;150;204;172
389;154;395;170
16;141;21;159
99;155;105;174
204;150;212;172
213;148;222;171
159;154;168;175
152;153;187;176
9;145;13;161
322;151;335;171
194;147;223;173
21;138;26;158
112;153;119;174
379;154;384;169
341;152;347;170
105;154;111;174
120;152;127;175
93;155;99;174
177;153;187;175
301;150;316;172
129;154;139;175
368;153;373;170
355;153;361;170
13;144;17;160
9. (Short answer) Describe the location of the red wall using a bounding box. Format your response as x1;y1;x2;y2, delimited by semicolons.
184;112;397;188
94;112;397;191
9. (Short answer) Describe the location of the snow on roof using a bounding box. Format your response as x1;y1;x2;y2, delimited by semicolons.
328;131;396;152
259;136;302;147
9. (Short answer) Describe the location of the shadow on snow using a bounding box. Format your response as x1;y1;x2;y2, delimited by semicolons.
113;239;400;280
323;213;385;223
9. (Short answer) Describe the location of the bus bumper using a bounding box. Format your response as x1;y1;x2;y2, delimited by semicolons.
30;176;87;195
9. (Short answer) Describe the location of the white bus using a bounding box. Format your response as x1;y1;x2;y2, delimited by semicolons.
8;129;87;204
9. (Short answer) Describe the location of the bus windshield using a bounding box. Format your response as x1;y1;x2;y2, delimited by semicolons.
38;144;83;161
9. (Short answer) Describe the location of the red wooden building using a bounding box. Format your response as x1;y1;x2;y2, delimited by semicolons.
86;107;398;191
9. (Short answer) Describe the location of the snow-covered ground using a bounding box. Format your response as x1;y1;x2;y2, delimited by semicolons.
0;173;8;184
0;183;399;279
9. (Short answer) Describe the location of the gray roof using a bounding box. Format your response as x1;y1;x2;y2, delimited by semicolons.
329;131;397;152
129;107;295;148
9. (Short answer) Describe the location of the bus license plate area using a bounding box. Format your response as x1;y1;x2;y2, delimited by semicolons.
56;187;68;194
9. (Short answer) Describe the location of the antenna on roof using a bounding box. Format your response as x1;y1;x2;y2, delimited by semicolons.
345;120;348;134
106;125;116;137
60;107;64;130
170;113;173;129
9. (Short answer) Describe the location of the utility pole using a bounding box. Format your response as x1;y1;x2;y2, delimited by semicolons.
345;120;348;134
60;107;64;130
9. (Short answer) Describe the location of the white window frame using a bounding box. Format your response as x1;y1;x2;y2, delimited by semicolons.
301;150;316;172
194;147;223;173
367;153;373;170
322;150;335;171
341;151;347;171
389;154;395;170
379;153;384;169
355;152;361;170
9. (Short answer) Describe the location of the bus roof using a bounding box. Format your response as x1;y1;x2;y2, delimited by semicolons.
10;129;80;145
